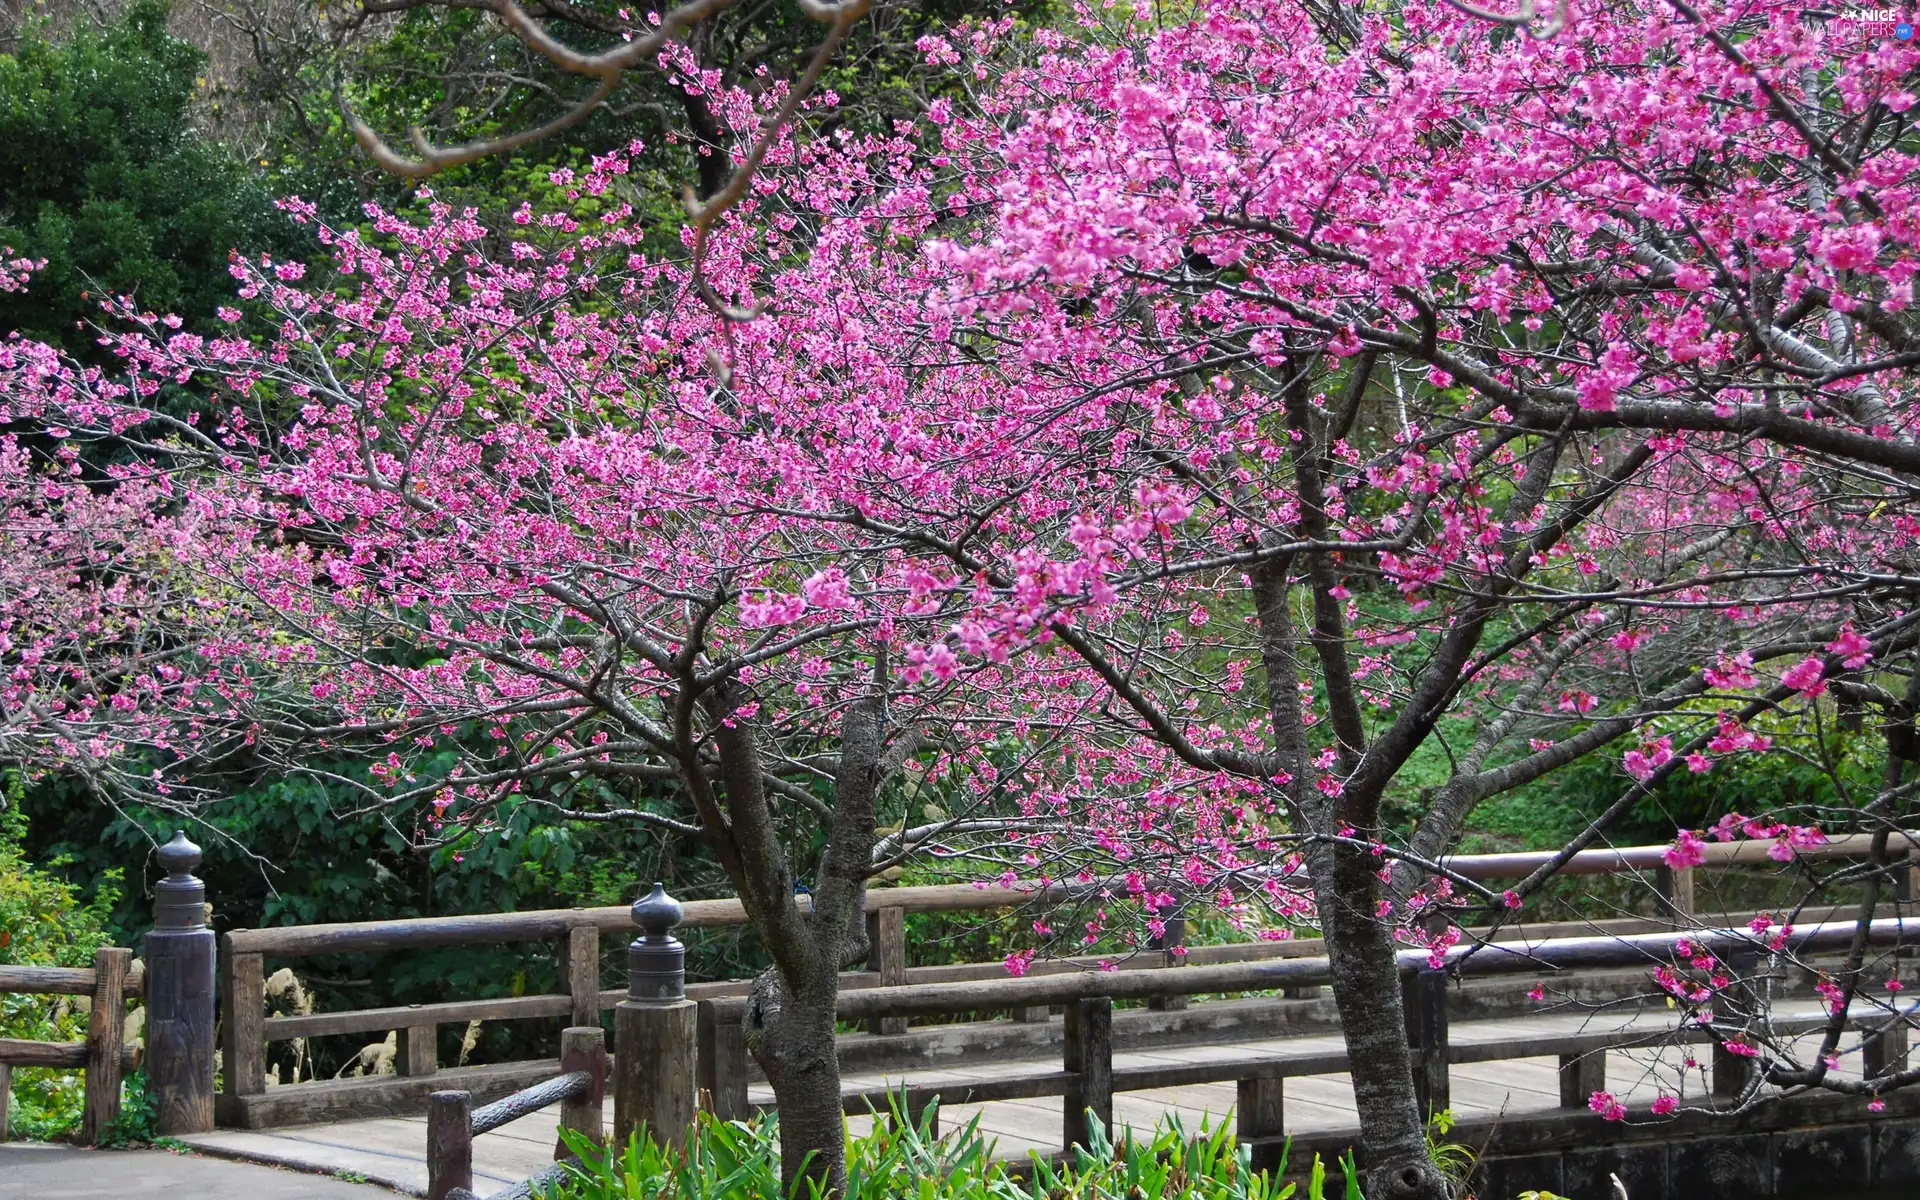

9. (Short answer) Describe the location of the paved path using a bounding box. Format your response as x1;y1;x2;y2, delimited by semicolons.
0;1143;403;1198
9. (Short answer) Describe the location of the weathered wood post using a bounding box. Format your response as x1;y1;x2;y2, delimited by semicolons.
1558;1050;1606;1108
1062;995;1113;1151
1402;965;1450;1119
426;1090;473;1200
556;1026;607;1157
1147;897;1188;1013
866;905;908;1036
695;999;751;1121
146;830;216;1135
1655;863;1696;919
1712;949;1760;1100
1236;1073;1284;1173
564;925;601;1029
80;945;131;1144
614;883;696;1150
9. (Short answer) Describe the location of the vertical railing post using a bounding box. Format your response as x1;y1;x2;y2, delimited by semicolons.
0;1061;11;1142
866;905;907;1036
614;883;697;1150
1656;863;1696;919
1558;1050;1606;1108
426;1090;473;1200
1402;966;1450;1119
146;831;216;1135
80;945;131;1144
1235;1074;1284;1173
1712;949;1759;1100
1147;895;1188;1012
564;925;601;1029
1062;995;1113;1151
695;999;751;1122
557;1025;607;1157
398;1025;438;1078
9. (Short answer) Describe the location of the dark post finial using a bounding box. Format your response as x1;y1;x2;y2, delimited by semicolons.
627;883;685;1003
153;830;206;931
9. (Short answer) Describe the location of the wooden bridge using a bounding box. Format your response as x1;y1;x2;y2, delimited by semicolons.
11;834;1920;1200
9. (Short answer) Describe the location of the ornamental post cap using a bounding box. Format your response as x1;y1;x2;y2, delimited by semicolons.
157;830;202;877
631;882;683;939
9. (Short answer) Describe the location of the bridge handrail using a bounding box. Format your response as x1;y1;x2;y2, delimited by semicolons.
221;830;1915;958
681;916;1920;1024
694;919;1920;1153
0;947;139;1145
429;1026;605;1200
212;831;1920;1130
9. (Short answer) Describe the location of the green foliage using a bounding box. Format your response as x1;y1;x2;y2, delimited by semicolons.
1422;1110;1474;1192
544;1100;1358;1200
96;1067;159;1148
0;0;299;359
0;777;122;1138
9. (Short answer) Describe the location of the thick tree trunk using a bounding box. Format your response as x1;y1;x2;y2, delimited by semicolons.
746;966;847;1194
1309;841;1450;1200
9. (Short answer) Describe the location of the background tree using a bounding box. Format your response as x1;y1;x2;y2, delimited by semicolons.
0;1;303;362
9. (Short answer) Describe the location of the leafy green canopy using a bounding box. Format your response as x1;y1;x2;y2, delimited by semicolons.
0;0;297;359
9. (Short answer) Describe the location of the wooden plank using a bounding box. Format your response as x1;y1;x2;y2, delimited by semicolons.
80;947;130;1145
838;1071;1075;1111
220;944;267;1099
0;1062;9;1142
266;994;572;1041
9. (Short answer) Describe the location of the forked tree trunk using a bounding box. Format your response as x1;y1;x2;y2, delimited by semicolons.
1310;841;1450;1200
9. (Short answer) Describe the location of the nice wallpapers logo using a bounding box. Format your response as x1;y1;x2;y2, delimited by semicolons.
1834;7;1915;38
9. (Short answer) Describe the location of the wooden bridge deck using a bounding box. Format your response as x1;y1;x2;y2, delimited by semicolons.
177;1009;1868;1197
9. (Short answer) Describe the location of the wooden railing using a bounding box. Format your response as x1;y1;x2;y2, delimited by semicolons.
428;1026;607;1200
0;950;142;1144
213;832;1920;1131
697;917;1920;1164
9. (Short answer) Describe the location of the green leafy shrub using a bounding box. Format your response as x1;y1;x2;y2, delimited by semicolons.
544;1099;1358;1200
0;781;123;1138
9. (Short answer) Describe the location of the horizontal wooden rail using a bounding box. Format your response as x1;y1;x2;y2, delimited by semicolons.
265;995;575;1042
222;831;1917;959
697;916;1920;1022
0;1039;141;1071
225;881;1079;957
0;962;146;998
470;1070;593;1137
